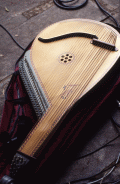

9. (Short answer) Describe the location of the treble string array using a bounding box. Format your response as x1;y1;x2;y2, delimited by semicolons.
19;22;118;157
32;25;117;156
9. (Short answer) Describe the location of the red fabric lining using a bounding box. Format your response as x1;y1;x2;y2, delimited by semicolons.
0;59;120;179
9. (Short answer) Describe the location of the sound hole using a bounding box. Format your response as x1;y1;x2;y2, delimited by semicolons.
59;53;74;64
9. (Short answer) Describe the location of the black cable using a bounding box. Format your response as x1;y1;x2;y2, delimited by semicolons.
112;179;120;184
110;99;120;129
59;134;120;184
1;0;119;50
111;115;120;129
0;24;25;50
94;0;120;28
53;0;120;28
73;134;120;161
84;179;120;183
63;159;120;184
53;0;88;10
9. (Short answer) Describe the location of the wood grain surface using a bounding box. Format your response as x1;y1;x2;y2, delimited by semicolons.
18;19;120;158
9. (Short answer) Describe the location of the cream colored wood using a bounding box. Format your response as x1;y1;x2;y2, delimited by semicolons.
18;19;120;157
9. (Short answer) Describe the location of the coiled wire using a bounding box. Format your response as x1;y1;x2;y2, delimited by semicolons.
53;0;88;10
53;0;120;28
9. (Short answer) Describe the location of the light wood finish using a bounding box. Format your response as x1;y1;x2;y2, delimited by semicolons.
18;19;120;157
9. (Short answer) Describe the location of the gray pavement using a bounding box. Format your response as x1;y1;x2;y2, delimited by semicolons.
0;0;120;184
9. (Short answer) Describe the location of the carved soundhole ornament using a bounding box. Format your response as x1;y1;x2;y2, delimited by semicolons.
59;53;74;64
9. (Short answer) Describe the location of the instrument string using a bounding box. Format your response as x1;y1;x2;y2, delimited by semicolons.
19;36;93;154
35;37;113;155
19;21;118;156
41;23;107;96
29;50;108;155
73;30;116;95
67;30;113;90
27;31;116;156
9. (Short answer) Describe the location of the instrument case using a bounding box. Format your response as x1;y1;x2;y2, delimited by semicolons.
0;23;120;183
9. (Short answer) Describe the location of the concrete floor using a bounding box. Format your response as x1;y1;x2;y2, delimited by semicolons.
0;0;120;184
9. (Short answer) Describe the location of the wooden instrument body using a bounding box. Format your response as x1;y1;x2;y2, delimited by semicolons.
18;19;120;158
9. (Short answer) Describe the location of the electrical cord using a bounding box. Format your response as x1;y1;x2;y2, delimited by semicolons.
53;0;88;10
110;99;120;129
87;153;120;184
94;0;120;29
63;156;120;184
111;115;120;129
0;24;25;51
64;97;120;184
53;0;120;28
73;134;120;161
68;110;120;184
67;110;120;183
0;0;119;51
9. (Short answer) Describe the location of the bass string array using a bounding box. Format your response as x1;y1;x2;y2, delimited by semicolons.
19;53;50;118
